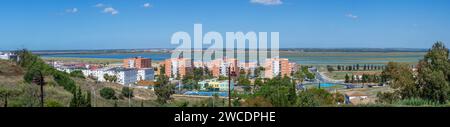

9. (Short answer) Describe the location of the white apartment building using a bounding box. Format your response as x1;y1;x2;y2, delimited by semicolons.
109;68;137;85
264;58;296;78
82;68;137;85
137;68;155;81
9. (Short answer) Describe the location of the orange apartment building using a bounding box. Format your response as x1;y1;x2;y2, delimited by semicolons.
123;57;152;69
239;62;258;75
164;58;192;78
264;58;297;78
210;58;240;77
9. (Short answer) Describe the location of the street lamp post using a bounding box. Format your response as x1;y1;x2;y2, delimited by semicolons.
228;66;237;107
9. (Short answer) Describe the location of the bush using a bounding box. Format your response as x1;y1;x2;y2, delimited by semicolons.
242;96;273;107
296;88;343;107
394;98;439;106
45;100;64;107
121;87;134;98
53;71;77;92
297;91;319;107
376;92;400;104
70;70;85;79
100;87;116;100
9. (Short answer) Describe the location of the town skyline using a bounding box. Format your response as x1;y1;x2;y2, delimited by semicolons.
1;0;450;50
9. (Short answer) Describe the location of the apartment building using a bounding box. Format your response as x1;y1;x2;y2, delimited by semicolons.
239;62;258;77
164;58;192;78
264;58;297;78
82;67;137;85
137;68;155;81
123;57;152;69
210;58;239;77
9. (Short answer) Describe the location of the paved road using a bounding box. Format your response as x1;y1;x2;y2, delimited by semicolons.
317;72;344;84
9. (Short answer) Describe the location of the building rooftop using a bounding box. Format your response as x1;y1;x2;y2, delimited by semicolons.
107;67;137;72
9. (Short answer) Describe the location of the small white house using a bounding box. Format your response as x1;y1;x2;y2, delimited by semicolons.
345;91;369;104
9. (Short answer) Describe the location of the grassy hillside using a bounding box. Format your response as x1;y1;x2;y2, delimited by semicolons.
0;59;162;107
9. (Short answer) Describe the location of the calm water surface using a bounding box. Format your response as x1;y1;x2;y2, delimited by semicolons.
41;52;426;65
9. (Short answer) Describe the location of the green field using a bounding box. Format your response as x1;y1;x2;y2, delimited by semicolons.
281;51;425;65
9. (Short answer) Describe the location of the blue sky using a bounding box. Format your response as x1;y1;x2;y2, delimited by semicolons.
1;0;450;50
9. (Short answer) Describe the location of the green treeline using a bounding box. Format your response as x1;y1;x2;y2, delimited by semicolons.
378;42;450;104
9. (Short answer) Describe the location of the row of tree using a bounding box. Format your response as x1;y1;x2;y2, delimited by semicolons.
333;64;386;72
103;74;118;83
344;73;381;83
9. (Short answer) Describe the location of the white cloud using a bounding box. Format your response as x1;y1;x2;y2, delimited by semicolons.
95;3;104;8
250;0;283;5
65;8;78;13
345;14;358;19
103;7;119;15
95;3;119;15
143;3;152;8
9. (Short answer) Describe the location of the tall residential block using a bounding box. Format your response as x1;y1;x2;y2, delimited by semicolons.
124;57;152;69
164;58;192;78
264;58;296;78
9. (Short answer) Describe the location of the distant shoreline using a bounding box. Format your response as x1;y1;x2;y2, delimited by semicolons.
17;48;427;55
40;51;426;65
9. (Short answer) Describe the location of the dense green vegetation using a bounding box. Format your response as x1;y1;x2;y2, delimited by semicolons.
293;66;315;83
16;49;78;92
103;74;117;83
240;76;344;107
181;67;213;91
155;65;175;104
70;86;91;107
100;87;116;100
0;86;21;107
378;42;450;104
69;70;85;79
121;87;134;98
300;66;315;80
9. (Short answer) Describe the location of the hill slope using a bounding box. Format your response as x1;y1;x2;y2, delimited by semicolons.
1;59;159;107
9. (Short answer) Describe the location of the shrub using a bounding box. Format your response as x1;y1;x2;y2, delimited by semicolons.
45;100;64;107
100;87;116;100
69;70;85;79
394;98;439;106
121;87;134;98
